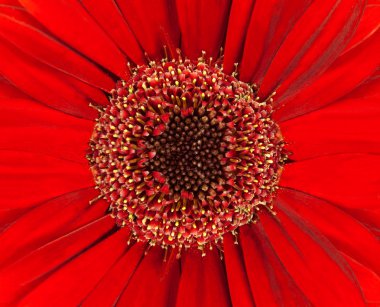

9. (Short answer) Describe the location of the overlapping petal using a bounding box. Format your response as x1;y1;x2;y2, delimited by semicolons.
0;5;115;90
0;39;99;119
280;81;380;160
223;233;255;306
19;0;128;78
116;0;180;59
240;224;311;306
280;154;380;209
0;97;93;163
274;28;379;121
176;250;231;307
0;150;93;210
0;189;108;267
176;0;231;58
260;210;366;306
0;216;115;304
259;0;366;98
17;226;126;306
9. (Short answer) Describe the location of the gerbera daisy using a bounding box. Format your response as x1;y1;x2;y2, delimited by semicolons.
0;0;379;306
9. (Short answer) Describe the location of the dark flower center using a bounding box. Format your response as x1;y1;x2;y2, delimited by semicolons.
87;55;287;254
144;107;226;200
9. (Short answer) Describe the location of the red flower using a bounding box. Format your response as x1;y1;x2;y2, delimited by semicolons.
0;0;379;306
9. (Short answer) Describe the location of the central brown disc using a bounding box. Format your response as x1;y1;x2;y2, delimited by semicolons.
145;107;225;201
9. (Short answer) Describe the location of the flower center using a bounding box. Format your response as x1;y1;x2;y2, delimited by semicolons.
88;56;287;253
144;107;226;201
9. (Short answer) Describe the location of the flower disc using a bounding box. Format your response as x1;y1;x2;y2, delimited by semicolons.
88;57;287;251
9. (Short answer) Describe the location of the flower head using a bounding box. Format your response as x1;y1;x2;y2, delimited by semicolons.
88;56;287;250
0;0;379;306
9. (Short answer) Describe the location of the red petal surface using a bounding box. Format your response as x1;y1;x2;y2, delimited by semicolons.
280;95;380;160
19;0;128;78
0;208;29;232
0;0;21;5
343;253;380;305
347;75;380;100
223;233;255;307
0;77;30;100
0;98;93;163
64;74;109;107
117;247;180;306
0;150;93;209
280;154;380;209
0;188;107;267
342;3;380;54
18;227;128;306
222;0;255;74
239;0;312;83
176;249;231;307
0;9;114;90
116;0;180;59
0;40;97;119
341;207;380;238
0;5;45;31
176;0;231;59
274;29;379;121
259;0;365;98
277;189;380;276
240;224;310;307
260;211;366;306
81;0;145;64
82;244;145;306
0;216;115;304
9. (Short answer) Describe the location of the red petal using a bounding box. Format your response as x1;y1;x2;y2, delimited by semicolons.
176;249;231;307
0;5;45;31
239;224;310;306
117;247;180;307
280;154;380;209
0;98;93;163
0;216;115;305
341;207;380;238
64;73;109;107
347;75;380;100
343;253;380;305
1;0;21;5
260;210;366;305
222;0;255;74
0;150;93;209
259;0;365;98
19;0;128;78
81;0;145;64
223;233;255;307
18;227;128;306
274;29;379;121
0;188;107;267
280;95;380;160
0;77;30;100
176;0;231;59
239;0;312;83
0;40;97;119
116;0;180;59
82;244;145;306
277;188;380;276
0;9;114;90
342;3;380;54
0;208;30;231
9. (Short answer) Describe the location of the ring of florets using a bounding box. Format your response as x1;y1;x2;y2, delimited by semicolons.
87;54;287;255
